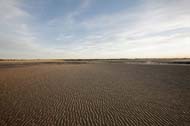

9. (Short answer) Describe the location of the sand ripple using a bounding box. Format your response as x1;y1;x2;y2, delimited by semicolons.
0;64;190;126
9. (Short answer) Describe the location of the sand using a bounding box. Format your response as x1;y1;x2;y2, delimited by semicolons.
0;63;190;126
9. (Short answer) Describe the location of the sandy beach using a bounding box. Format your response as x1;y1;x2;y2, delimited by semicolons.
0;62;190;126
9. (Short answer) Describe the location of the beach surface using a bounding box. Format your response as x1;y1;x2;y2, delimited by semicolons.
0;62;190;126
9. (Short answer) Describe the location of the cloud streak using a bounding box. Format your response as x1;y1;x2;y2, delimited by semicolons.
0;0;190;58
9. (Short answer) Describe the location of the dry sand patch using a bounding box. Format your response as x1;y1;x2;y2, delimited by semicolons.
0;63;190;126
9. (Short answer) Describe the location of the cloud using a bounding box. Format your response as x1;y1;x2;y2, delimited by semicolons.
73;0;190;58
0;0;55;58
0;0;190;58
0;1;34;55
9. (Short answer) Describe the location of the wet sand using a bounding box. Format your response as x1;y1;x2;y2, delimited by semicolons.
0;63;190;126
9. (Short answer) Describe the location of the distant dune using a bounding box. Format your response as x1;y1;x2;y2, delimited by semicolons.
0;58;190;65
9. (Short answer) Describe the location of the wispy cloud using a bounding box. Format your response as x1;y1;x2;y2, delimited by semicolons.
0;0;42;58
73;0;190;58
0;0;190;58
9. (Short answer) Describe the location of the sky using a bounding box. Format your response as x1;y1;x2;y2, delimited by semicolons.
0;0;190;59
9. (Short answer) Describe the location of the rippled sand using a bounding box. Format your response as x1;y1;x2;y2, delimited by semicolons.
0;63;190;126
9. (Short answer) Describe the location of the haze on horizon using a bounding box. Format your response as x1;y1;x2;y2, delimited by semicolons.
0;0;190;59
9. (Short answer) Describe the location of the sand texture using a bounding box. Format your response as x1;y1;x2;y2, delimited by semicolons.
0;63;190;126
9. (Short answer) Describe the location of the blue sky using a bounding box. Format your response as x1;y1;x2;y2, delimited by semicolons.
0;0;190;59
